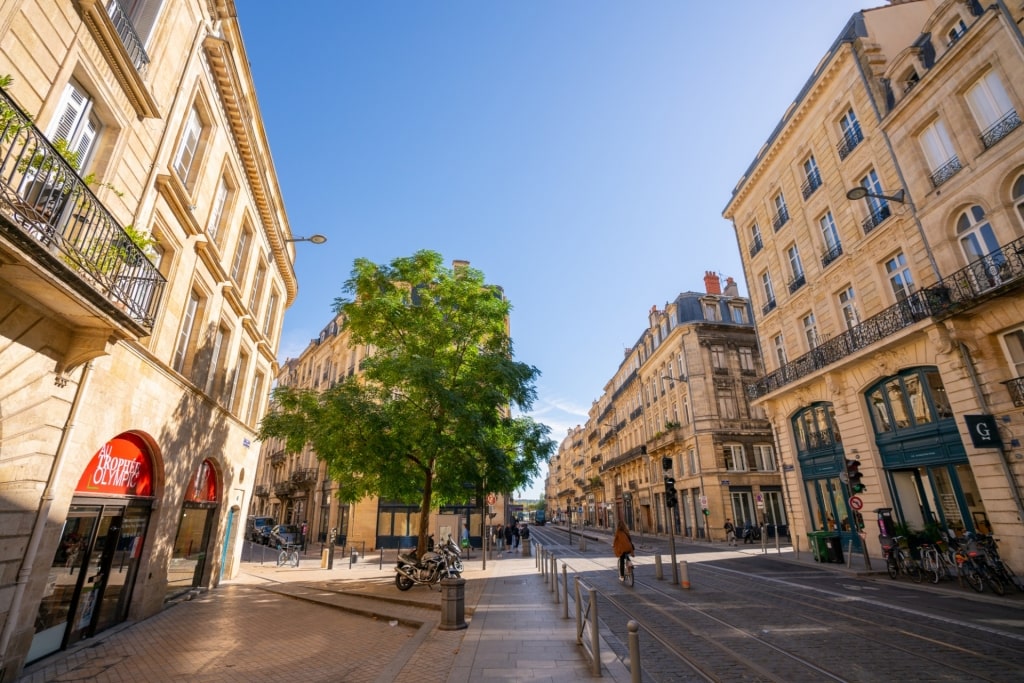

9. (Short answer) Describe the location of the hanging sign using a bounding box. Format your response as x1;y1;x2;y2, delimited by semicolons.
963;415;1002;449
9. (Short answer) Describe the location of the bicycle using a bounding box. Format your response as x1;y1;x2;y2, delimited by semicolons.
918;540;955;584
880;535;922;583
276;543;299;567
619;553;634;587
975;534;1023;594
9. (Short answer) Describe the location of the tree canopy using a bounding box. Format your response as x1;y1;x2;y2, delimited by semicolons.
259;251;555;555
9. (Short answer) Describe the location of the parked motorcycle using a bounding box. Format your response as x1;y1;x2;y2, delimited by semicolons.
394;534;464;591
740;524;762;544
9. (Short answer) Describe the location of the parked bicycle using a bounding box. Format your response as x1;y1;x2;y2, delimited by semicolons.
974;533;1023;593
276;543;300;568
917;540;955;584
880;535;922;583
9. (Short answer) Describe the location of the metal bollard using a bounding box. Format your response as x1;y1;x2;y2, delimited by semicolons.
679;560;691;590
628;620;641;683
554;561;560;604
654;554;663;580
795;534;801;560
847;539;854;568
550;555;557;593
439;577;468;630
579;534;587;552
562;565;570;620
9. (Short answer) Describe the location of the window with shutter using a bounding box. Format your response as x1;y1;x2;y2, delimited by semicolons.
48;81;100;171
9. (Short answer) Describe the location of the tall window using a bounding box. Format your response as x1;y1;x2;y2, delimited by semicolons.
820;211;841;255
248;261;266;313
203;323;229;397
174;106;203;184
207;175;230;243
703;301;719;321
247;370;266;426
739;347;755;373
229;348;251;415
1013;174;1024;227
724;444;747;472
773;333;787;366
750;222;763;256
803;312;819;349
754;445;776;471
838;286;859;330
788;245;804;279
48;80;100;170
729;305;746;324
967;71;1020;148
172;290;201;374
860;169;889;220
230;224;251;282
957;205;1005;289
838;107;863;158
1002;328;1024;378
802;155;821;197
718;389;738;419
919;119;960;186
773;192;789;230
687;448;697;475
263;290;280;337
885;252;915;301
761;272;776;304
711;345;727;370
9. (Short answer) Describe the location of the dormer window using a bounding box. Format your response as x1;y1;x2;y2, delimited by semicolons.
946;19;968;48
902;68;920;94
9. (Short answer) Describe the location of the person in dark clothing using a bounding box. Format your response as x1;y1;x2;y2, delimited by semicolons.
512;523;521;549
503;524;513;551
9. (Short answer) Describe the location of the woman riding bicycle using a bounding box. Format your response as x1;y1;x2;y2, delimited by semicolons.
613;519;635;581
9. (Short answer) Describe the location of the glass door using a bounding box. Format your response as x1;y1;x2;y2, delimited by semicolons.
65;506;123;647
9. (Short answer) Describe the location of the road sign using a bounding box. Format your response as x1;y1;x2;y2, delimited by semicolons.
849;495;864;511
756;493;765;509
486;493;497;505
699;495;708;507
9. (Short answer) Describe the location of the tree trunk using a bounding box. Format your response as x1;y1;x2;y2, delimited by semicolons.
417;464;435;557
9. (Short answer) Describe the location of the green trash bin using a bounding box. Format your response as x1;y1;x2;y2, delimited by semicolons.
806;531;829;562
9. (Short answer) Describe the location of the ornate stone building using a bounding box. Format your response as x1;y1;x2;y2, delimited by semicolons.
546;274;781;541
0;1;294;678
723;0;1024;563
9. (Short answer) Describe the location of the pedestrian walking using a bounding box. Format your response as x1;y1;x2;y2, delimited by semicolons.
512;523;520;549
724;519;736;546
612;520;635;581
503;524;513;552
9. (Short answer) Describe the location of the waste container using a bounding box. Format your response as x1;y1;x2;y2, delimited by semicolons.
823;533;844;563
807;531;829;562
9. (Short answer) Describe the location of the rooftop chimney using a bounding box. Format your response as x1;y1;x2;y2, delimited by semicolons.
704;271;722;295
724;276;739;297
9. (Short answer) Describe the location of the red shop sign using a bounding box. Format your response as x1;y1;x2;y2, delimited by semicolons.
75;433;154;497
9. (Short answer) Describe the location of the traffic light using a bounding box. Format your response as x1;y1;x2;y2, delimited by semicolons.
664;476;677;507
846;459;865;493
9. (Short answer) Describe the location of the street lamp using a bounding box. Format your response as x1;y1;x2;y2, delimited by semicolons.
285;234;328;244
844;186;907;204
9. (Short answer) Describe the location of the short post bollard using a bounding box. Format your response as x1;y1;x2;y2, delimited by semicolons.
439;577;468;630
554;561;560;605
628;620;641;683
579;534;587;552
795;534;801;560
562;565;570;620
679;560;691;590
550;555;557;593
654;554;663;581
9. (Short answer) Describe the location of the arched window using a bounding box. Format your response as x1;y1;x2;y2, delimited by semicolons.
1012;174;1024;227
792;403;840;455
956;205;1006;289
865;368;952;436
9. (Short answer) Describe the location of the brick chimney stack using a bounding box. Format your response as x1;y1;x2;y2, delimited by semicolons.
704;271;722;295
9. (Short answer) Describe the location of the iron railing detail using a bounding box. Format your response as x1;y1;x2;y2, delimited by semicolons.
836;127;864;160
0;87;165;329
980;110;1021;149
929;156;962;188
748;234;1024;399
749;234;763;258
801;171;822;199
106;0;151;73
861;203;892;234
1003;377;1024;407
787;273;806;294
270;451;287;467
772;206;790;231
762;298;777;316
253;485;269;497
291;468;318;486
821;243;843;268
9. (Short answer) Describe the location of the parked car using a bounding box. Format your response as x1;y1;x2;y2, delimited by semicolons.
269;524;302;547
246;516;276;545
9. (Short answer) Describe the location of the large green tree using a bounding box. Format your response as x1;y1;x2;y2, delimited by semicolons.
260;251;555;555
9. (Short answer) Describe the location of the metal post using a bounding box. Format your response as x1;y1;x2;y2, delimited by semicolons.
654;554;663;580
553;560;560;605
847;539;854;568
679;560;690;590
795;534;801;560
561;565;570;620
550;555;557;593
775;526;781;554
574;577;583;645
587;586;601;676
668;513;679;585
861;533;872;570
628;620;641;683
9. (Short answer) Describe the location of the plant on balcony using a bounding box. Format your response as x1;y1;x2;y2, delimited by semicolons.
664;421;681;430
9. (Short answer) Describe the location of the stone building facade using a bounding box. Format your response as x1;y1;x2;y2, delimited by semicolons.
723;0;1024;564
0;1;294;678
545;274;782;542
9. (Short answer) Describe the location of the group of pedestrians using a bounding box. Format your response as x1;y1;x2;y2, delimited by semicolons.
490;522;528;552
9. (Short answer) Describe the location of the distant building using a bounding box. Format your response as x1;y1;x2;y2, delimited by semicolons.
723;0;1024;563
546;273;782;540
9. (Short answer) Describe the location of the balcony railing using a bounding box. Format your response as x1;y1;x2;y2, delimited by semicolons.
1003;377;1024;407
836;127;864;160
762;298;777;316
274;481;295;497
929;156;962;188
291;467;318;487
861;203;892;234
106;0;151;73
821;243;844;268
253;485;269;497
980;110;1021;149
801;171;822;199
270;451;286;467
749;234;763;258
748;234;1024;399
772;206;790;231
0;88;165;329
787;273;806;294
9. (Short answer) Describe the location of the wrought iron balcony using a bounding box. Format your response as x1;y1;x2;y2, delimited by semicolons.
106;0;151;73
749;234;763;258
0;87;165;329
253;484;269;497
861;203;892;234
762;298;777;316
748;234;1024;399
270;451;287;467
772;207;790;231
929;156;962;188
801;171;822;199
980;110;1021;149
821;243;843;268
836;127;864;160
291;467;318;487
787;273;806;294
1003;377;1024;407
274;481;295;497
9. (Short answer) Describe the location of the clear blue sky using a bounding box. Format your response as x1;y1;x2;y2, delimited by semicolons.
237;1;878;498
